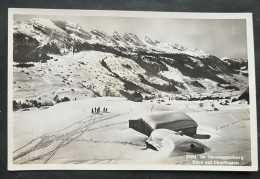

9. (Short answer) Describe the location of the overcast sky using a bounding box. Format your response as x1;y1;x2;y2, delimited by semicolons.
14;14;248;58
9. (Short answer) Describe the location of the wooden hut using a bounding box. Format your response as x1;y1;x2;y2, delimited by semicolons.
129;112;198;137
128;92;143;102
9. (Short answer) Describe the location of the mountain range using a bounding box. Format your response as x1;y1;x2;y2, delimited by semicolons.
12;18;249;103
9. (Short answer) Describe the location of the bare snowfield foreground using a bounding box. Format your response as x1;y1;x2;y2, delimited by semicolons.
12;97;251;166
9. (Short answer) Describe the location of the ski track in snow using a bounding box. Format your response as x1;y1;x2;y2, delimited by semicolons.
13;112;127;164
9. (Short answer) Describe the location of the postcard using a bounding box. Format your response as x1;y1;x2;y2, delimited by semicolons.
8;8;258;171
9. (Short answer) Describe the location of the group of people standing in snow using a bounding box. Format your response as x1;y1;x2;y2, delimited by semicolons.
91;107;108;114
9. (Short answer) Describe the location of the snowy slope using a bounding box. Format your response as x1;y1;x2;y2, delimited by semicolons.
14;18;69;47
13;18;249;103
13;97;251;165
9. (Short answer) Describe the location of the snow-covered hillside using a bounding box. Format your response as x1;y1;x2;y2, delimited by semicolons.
13;18;249;105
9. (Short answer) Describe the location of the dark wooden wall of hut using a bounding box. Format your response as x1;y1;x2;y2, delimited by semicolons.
129;119;153;136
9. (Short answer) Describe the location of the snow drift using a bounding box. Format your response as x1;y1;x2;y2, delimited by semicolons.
146;129;210;156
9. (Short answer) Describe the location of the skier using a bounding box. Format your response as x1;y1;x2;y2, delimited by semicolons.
103;107;106;113
94;107;97;114
91;108;94;114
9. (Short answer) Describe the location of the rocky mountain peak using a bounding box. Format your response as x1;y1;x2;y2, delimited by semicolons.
144;36;156;46
123;33;146;47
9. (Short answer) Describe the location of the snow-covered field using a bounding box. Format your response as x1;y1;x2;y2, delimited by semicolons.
12;97;251;166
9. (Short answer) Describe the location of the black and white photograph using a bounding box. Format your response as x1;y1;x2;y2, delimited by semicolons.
8;9;258;171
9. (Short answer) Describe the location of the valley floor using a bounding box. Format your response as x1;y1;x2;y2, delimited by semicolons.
12;97;251;166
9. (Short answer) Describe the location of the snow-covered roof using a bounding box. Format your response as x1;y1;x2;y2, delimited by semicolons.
140;111;198;130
